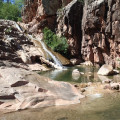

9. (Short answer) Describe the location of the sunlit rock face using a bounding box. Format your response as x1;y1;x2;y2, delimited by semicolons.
0;67;83;110
82;0;120;67
22;0;72;33
22;0;62;33
0;20;47;66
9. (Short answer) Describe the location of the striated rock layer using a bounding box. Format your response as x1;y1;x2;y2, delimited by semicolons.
82;0;120;67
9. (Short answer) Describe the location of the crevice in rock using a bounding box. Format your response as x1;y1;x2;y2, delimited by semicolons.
104;2;109;22
31;56;41;64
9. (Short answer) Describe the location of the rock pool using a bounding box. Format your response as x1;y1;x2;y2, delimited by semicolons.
1;66;120;120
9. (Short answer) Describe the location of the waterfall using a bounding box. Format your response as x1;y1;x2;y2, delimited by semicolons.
39;40;63;67
12;21;63;69
28;35;63;69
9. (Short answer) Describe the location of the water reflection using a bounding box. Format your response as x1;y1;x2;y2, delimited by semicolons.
40;66;100;83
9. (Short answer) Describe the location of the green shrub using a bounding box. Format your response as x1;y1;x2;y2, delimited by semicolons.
43;27;68;56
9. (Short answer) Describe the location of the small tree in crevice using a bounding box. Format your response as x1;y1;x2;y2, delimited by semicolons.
43;27;69;57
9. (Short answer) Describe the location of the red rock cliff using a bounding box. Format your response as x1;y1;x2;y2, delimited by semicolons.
82;0;120;67
22;0;72;33
22;0;120;67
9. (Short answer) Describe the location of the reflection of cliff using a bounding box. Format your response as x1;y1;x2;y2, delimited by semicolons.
22;0;120;67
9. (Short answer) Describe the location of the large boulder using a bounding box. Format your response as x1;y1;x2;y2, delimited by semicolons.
81;61;93;66
97;64;119;76
97;64;113;76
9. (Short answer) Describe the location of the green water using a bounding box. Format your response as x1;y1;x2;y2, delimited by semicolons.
39;66;101;83
39;65;120;83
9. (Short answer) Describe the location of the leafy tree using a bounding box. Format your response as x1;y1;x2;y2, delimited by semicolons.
0;1;22;21
43;27;69;57
15;0;24;10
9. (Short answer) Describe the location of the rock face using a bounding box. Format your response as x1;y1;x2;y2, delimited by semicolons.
82;0;120;67
22;0;72;34
0;20;68;70
0;20;45;64
57;0;83;58
22;0;61;33
0;67;84;110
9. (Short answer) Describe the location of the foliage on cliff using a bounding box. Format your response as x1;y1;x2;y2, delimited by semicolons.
43;27;68;56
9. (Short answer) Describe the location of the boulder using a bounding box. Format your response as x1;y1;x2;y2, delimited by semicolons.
110;83;120;90
97;64;113;76
97;64;119;76
98;75;112;83
70;58;82;65
72;69;80;80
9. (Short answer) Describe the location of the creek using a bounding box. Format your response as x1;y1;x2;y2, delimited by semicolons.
1;66;120;120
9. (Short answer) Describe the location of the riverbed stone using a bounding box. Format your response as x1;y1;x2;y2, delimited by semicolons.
98;75;112;83
81;61;93;66
97;64;113;76
110;83;120;90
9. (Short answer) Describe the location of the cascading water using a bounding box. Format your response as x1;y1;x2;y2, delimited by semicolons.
12;21;63;69
28;35;63;69
39;40;62;67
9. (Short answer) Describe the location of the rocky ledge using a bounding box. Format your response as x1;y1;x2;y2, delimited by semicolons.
0;66;84;111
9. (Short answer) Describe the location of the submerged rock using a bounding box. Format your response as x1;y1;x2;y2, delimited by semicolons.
110;83;120;90
98;75;112;83
72;69;80;80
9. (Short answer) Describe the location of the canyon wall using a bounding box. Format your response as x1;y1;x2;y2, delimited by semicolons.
22;0;120;67
22;0;72;33
82;0;120;67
